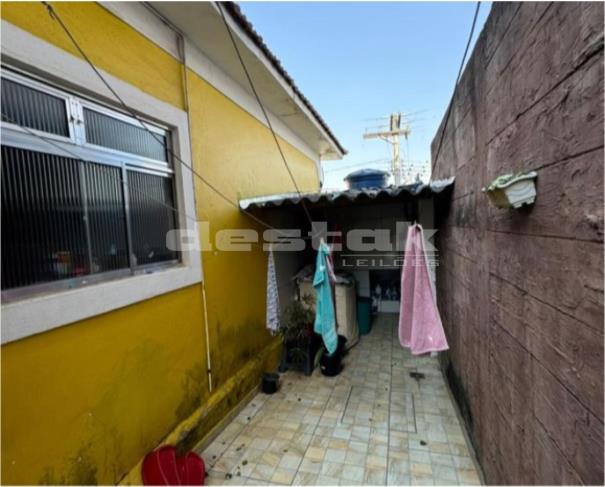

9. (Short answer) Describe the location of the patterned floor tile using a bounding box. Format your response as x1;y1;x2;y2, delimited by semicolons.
195;314;482;486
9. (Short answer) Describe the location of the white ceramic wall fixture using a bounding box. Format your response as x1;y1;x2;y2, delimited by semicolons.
482;171;538;209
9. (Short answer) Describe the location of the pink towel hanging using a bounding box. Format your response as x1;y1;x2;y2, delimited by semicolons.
398;223;449;355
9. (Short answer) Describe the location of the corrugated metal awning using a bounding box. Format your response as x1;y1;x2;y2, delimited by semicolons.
239;177;455;210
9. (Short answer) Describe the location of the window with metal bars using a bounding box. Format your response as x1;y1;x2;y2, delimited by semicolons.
1;70;179;298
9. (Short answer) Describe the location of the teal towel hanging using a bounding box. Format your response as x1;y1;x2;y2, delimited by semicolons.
313;241;338;355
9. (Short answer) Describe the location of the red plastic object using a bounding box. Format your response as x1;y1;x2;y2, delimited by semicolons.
177;452;205;485
142;446;205;485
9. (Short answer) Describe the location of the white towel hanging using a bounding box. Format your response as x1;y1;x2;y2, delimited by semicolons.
266;245;281;335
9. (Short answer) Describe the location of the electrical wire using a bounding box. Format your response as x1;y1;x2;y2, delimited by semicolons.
0;114;301;251
0;113;191;220
39;1;293;237
216;2;315;227
323;158;391;174
432;1;481;175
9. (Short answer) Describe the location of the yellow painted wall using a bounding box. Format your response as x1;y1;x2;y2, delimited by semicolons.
187;70;319;388
1;285;208;485
1;1;321;485
1;2;185;110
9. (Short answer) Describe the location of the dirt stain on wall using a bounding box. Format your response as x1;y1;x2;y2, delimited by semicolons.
175;363;207;422
39;445;97;485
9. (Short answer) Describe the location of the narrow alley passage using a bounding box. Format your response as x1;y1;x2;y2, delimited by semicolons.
199;315;482;485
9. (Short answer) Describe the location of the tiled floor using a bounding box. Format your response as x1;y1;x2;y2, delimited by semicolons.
198;314;482;485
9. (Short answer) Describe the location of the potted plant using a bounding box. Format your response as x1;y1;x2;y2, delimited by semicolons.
482;171;538;209
278;294;319;375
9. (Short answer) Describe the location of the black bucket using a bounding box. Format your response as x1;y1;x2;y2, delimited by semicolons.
261;372;280;394
320;335;347;377
320;351;342;377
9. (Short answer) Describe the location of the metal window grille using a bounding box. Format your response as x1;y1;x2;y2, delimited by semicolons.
1;146;88;289
83;162;130;273
1;77;69;136
1;70;179;298
127;170;178;266
83;108;168;162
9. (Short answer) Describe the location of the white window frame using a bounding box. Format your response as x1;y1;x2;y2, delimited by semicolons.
1;67;181;298
1;23;202;344
1;69;175;175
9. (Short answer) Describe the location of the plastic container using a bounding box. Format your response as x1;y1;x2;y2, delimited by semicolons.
298;279;358;349
357;297;373;335
320;335;347;377
261;372;280;394
142;445;205;485
344;169;389;190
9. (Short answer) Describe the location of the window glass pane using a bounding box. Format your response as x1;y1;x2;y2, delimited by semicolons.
83;108;168;162
127;170;178;266
1;73;180;294
1;146;88;289
1;78;69;136
83;163;129;273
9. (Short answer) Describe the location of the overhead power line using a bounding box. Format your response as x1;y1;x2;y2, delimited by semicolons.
323;158;391;174
363;113;411;185
39;1;294;238
432;1;482;175
1;112;195;223
1;113;303;251
216;2;315;227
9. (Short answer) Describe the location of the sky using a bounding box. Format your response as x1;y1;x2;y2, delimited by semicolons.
239;1;491;190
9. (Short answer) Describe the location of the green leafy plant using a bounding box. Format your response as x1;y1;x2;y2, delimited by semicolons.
281;294;315;365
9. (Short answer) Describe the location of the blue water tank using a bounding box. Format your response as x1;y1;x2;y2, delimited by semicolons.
344;169;389;190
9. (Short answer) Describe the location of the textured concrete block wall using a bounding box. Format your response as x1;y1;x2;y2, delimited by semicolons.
431;3;604;484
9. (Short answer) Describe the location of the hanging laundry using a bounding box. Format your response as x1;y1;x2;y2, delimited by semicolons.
398;224;449;355
313;240;338;355
266;245;281;336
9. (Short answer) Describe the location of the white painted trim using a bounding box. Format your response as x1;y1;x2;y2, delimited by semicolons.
96;2;323;175
0;21;187;136
183;41;321;165
1;21;202;343
210;2;344;158
1;266;201;343
100;1;180;59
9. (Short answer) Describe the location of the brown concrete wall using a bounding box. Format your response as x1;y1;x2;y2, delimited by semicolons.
430;3;604;484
